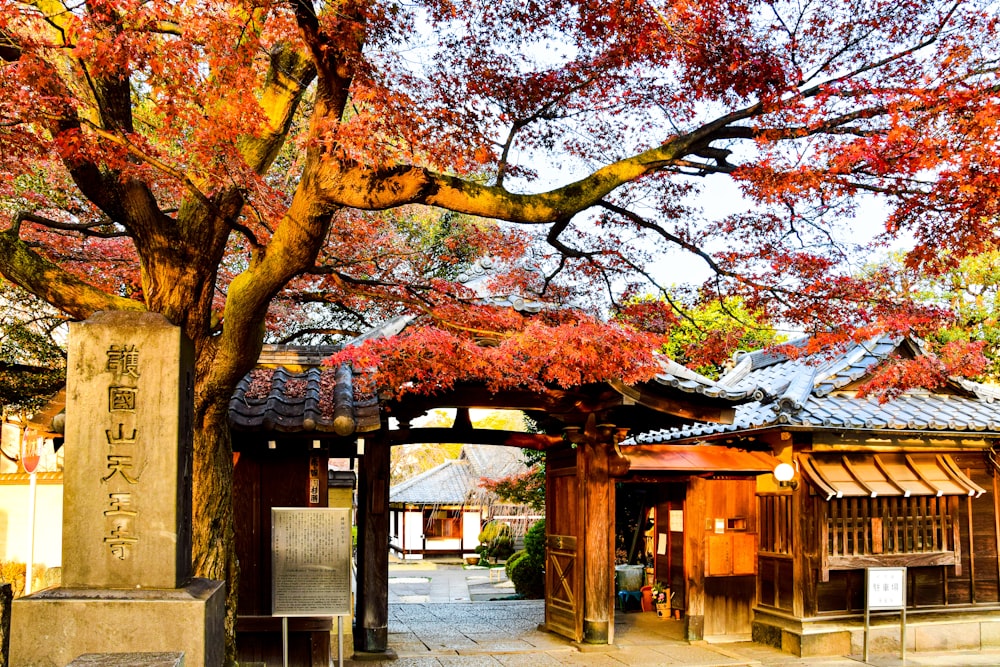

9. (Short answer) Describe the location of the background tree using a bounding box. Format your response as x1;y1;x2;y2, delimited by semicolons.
2;1;1000;659
0;281;66;417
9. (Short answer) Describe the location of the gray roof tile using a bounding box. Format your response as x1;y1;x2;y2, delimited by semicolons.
632;334;1000;444
390;444;531;505
229;349;380;435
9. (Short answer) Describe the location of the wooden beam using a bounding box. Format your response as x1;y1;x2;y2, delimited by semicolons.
685;477;707;641
384;427;562;449
579;416;615;644
827;552;957;569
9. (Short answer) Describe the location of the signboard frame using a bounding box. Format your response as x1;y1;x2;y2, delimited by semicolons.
864;566;907;662
271;506;353;617
271;507;353;667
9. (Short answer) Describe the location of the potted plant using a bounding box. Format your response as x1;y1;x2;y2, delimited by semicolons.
651;581;672;617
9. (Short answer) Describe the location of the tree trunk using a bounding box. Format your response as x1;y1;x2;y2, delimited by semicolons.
191;386;239;666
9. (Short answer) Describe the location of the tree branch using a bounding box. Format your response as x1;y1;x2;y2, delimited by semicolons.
0;224;145;319
15;212;128;238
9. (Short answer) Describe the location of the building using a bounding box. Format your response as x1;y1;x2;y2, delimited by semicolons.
628;334;1000;655
389;443;541;559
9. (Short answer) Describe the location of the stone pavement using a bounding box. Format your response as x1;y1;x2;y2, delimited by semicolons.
339;563;1000;666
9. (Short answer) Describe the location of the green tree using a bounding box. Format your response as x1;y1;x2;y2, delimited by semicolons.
659;295;780;379
0;281;66;417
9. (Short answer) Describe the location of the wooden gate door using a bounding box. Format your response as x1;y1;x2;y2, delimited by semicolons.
545;447;583;641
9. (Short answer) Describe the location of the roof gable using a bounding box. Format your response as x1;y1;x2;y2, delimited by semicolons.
389;444;531;505
632;334;1000;444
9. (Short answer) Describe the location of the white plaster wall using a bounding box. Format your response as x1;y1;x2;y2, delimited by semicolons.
462;511;482;550
424;538;461;552
388;510;402;551
403;511;423;552
0;480;63;568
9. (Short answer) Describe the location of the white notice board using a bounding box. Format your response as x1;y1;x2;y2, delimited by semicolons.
271;507;353;617
867;567;905;610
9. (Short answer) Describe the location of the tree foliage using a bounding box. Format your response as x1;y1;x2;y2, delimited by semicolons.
480;448;546;512
631;294;782;379
3;0;1000;658
0;281;66;416
889;250;1000;381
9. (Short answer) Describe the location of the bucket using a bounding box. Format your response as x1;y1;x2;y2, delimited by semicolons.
615;564;645;591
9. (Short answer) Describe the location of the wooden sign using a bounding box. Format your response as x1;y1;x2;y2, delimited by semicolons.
272;508;352;617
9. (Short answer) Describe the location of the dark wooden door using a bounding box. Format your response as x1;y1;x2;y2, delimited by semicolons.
545;448;583;641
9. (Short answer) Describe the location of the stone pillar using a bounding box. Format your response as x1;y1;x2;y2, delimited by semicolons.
353;437;392;656
10;312;224;667
61;311;192;588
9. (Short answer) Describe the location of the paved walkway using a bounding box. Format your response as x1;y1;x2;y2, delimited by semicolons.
337;563;1000;666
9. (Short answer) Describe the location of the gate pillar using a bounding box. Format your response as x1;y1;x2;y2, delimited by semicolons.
579;428;615;643
354;437;391;655
544;416;629;645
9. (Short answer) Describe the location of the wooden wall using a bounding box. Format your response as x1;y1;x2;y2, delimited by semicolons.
795;450;1000;616
233;446;331;666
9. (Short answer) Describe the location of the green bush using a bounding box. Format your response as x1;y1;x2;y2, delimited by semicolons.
508;519;545;599
506;549;526;579
478;520;514;562
524;519;545;557
508;550;544;599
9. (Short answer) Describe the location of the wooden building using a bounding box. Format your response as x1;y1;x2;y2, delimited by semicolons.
388;443;540;559
227;346;379;666
225;335;760;657
629;334;1000;656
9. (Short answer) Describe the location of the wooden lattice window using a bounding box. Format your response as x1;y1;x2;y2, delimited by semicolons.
758;493;793;555
823;495;961;574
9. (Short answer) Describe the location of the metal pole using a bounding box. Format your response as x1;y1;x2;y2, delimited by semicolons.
282;616;289;667
901;574;907;662
337;616;343;667
864;569;870;664
24;470;36;595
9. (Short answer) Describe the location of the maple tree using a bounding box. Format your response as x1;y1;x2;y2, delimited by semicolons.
2;0;1000;660
886;250;1000;380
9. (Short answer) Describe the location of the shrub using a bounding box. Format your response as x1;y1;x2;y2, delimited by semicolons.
508;519;545;599
508;550;544;599
478;520;514;562
506;549;526;579
524;519;545;558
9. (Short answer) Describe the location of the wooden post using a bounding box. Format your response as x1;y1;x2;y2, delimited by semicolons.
792;482;809;618
685;477;707;641
578;416;615;644
353;438;390;654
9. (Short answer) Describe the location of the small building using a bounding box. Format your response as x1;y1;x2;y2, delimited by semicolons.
389;443;541;559
629;334;1000;655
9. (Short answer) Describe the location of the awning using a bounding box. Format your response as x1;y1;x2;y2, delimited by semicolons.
623;444;779;474
801;452;986;500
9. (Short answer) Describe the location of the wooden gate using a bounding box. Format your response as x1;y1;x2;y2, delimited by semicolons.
545;449;583;641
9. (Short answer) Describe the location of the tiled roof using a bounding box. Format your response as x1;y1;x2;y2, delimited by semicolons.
647;355;762;401
390;444;529;505
229;350;380;435
632;334;1000;444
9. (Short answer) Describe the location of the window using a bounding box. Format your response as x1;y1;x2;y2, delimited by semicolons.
825;495;959;563
424;509;462;538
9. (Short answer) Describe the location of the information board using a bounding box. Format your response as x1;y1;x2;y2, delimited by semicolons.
271;507;352;617
864;566;907;663
867;567;905;610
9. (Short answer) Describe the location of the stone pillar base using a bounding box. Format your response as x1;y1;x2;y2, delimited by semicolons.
10;579;224;667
